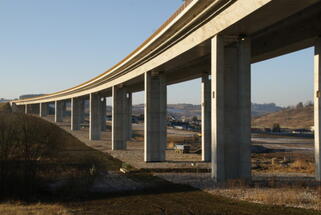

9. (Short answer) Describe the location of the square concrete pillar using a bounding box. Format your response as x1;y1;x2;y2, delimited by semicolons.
55;101;64;122
11;103;18;113
12;103;24;113
127;92;133;140
211;35;251;183
32;104;40;115
101;97;107;131
314;38;321;181
17;105;25;113
62;102;67;118
201;74;211;162
25;104;29;114
80;99;85;123
40;103;48;117
144;71;167;162
89;93;101;140
112;86;128;150
71;97;82;131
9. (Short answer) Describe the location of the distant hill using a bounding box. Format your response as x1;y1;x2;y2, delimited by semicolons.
129;103;283;120
251;103;283;117
252;105;313;129
0;98;10;103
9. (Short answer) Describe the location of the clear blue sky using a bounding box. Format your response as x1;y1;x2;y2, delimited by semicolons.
0;0;314;107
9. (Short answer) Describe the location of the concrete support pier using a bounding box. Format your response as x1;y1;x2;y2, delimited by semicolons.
11;103;19;113
80;99;85;123
112;86;128;150
101;97;107;131
62;102;67;118
33;104;40;115
71;97;82;131
17;104;25;113
144;71;167;162
25;105;29;114
314;38;321;181
89;93;101;140
201;74;211;162
55;101;64;122
211;35;251;183
127;92;132;140
40;103;48;117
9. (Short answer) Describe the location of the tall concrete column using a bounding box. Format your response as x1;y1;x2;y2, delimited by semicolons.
89;93;101;140
211;35;251;183
101;97;107;131
80;99;85;123
17;105;25;113
32;104;40;115
25;104;29;114
62;102;67;118
11;103;18;113
71;97;82;131
201;74;211;162
144;71;167;162
40;103;48;117
314;38;321;181
127;92;132;140
112;86;128;150
55;101;64;122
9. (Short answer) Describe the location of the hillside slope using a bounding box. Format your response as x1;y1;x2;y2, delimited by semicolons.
0;102;12;112
252;105;313;129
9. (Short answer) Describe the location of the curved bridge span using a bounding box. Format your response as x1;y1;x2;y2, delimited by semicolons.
11;0;321;182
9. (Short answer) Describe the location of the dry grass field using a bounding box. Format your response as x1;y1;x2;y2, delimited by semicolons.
252;105;313;129
252;151;315;174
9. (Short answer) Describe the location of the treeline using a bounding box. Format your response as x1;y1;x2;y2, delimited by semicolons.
285;101;313;110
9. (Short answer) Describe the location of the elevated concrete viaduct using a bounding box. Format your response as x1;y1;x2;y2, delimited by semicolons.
11;0;321;182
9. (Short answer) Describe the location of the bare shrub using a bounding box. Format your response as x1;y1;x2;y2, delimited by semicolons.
290;159;314;173
0;112;63;199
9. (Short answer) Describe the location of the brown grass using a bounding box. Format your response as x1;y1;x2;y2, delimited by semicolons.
252;105;313;129
252;152;315;174
241;188;321;210
0;203;69;215
0;103;11;112
290;159;315;173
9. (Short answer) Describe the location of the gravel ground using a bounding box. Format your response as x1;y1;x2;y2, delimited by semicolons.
44;116;210;170
155;172;321;211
